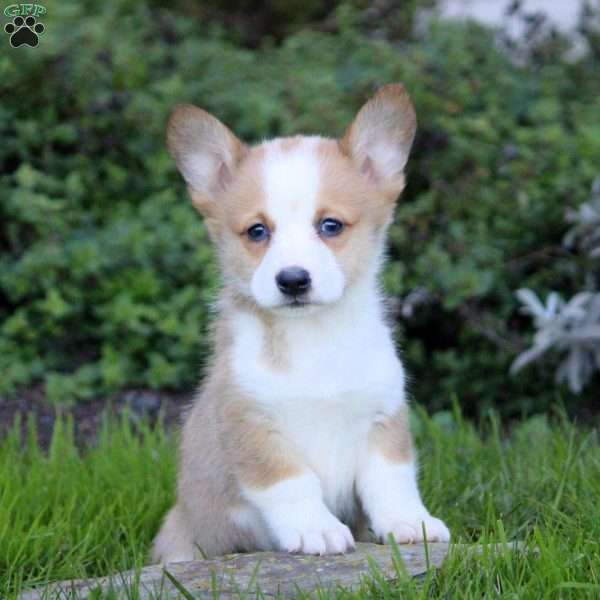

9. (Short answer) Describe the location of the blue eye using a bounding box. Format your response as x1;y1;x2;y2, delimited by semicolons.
318;218;344;237
247;223;270;242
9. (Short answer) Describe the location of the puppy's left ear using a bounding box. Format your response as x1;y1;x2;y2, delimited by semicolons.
341;84;416;200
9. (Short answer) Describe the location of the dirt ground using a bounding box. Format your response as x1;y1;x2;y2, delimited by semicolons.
0;385;194;450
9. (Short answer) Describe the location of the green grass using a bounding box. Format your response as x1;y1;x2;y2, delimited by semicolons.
1;408;599;598
0;414;176;596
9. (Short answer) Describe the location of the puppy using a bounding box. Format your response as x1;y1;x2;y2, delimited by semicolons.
152;84;450;562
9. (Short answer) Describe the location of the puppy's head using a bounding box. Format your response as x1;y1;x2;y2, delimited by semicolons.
167;84;416;315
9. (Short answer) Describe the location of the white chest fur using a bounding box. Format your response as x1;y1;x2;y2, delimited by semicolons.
229;284;406;515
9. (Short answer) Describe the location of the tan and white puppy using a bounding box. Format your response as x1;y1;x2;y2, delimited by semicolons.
152;84;450;562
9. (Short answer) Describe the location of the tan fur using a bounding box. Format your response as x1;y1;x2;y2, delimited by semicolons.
223;398;304;488
279;136;305;152
258;311;290;371
368;406;413;463
314;140;397;285
352;495;376;543
192;148;271;287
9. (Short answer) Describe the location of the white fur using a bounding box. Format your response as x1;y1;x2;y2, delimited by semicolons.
357;457;450;543
250;138;345;309
241;473;355;554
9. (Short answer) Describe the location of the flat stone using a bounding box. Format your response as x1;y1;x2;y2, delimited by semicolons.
19;542;450;599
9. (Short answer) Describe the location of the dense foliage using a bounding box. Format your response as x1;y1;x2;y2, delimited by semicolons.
1;1;599;414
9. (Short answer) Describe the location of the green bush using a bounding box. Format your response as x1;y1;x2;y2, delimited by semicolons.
1;1;599;414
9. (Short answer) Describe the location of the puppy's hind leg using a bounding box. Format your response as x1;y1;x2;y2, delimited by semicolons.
151;505;196;564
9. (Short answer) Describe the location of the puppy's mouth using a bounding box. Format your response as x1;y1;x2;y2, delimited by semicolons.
272;296;324;314
288;297;310;308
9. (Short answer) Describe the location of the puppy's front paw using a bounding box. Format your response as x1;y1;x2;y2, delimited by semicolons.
268;502;355;555
374;512;450;544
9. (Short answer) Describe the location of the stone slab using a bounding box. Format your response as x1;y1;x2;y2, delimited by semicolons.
19;542;450;599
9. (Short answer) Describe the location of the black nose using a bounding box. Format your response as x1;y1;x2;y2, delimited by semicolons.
276;266;311;297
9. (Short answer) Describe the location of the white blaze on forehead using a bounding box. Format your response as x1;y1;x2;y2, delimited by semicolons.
249;137;346;309
262;137;322;222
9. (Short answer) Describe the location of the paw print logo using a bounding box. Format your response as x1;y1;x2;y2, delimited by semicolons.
4;15;45;47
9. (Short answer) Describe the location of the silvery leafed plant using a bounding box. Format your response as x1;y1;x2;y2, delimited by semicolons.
511;178;600;393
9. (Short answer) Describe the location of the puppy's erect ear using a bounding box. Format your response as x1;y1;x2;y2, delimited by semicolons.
340;84;416;200
167;104;247;214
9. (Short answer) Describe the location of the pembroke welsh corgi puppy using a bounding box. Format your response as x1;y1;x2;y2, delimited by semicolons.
152;84;450;562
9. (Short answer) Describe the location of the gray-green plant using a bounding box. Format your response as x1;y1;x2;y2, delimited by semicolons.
512;178;600;392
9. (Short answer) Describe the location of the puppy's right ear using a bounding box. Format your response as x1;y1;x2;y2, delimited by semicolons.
167;105;247;215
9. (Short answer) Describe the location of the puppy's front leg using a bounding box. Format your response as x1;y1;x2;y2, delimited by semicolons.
356;407;450;544
227;402;355;555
